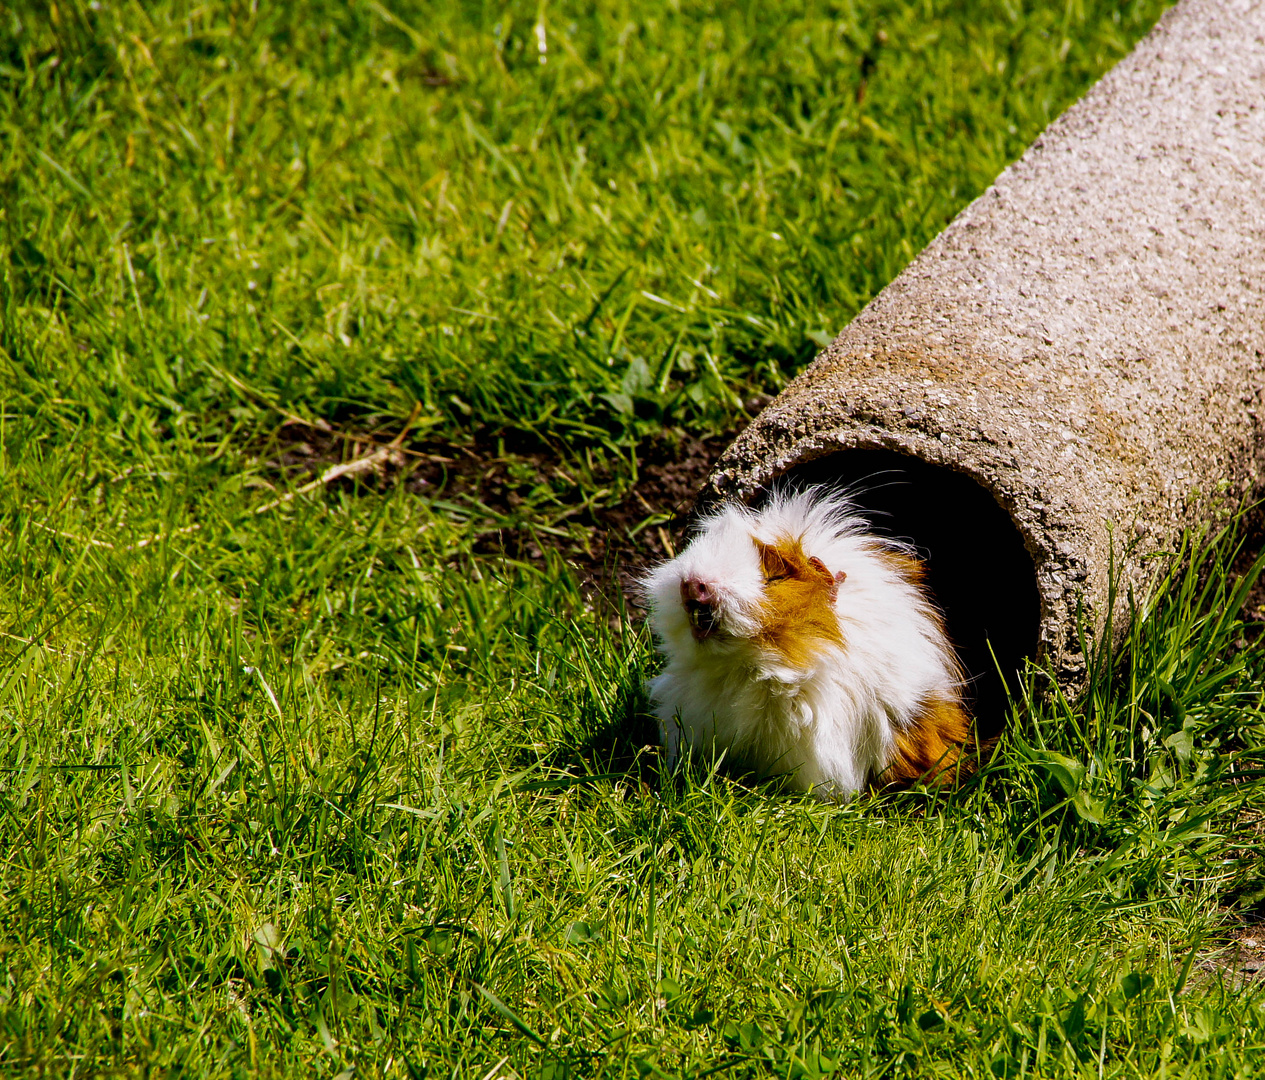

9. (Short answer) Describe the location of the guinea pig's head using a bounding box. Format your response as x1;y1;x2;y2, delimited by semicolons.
644;503;847;662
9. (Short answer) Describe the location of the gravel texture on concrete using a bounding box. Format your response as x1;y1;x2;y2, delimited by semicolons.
706;0;1265;694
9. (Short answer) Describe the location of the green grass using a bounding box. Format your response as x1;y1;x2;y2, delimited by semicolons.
10;0;1265;1076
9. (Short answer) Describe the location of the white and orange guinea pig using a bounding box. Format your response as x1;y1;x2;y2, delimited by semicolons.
643;487;973;802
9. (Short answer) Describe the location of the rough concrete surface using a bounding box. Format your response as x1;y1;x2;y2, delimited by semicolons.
707;0;1265;692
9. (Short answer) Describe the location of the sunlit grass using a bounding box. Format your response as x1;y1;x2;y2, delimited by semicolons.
9;1;1265;1077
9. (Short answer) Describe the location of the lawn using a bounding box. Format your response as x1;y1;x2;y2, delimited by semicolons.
6;0;1265;1076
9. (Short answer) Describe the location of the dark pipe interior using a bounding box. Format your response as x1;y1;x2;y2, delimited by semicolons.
776;449;1040;732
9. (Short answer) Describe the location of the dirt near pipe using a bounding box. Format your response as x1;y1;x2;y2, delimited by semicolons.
258;420;732;604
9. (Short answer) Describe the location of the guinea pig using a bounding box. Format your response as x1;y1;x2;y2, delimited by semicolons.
642;487;972;801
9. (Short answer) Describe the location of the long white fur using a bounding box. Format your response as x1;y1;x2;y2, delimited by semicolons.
643;487;962;800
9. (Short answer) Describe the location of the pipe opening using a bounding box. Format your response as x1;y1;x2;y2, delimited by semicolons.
777;449;1041;732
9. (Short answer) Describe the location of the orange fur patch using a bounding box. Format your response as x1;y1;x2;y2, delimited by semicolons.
871;547;978;788
883;697;974;787
753;536;844;667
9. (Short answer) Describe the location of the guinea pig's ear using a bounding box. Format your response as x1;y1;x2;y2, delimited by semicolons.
756;540;790;581
808;555;847;601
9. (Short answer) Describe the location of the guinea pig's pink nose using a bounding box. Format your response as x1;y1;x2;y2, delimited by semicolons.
681;578;720;640
681;578;713;605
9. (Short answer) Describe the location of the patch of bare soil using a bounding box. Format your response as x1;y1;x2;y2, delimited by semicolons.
1195;923;1265;990
259;419;732;603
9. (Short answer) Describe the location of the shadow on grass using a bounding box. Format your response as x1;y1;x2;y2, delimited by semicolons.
543;676;664;792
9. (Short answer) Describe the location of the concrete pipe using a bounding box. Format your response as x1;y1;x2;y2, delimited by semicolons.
704;0;1265;723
